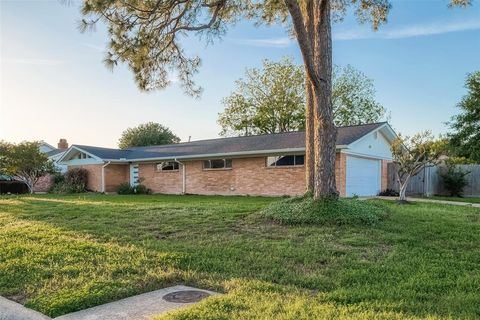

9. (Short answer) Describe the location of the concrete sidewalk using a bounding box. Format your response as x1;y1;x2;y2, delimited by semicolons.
1;285;217;320
55;285;217;320
0;296;51;320
374;196;480;207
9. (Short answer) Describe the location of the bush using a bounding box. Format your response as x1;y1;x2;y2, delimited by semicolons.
261;195;387;226
440;165;470;197
378;189;399;197
116;182;151;195
50;168;88;194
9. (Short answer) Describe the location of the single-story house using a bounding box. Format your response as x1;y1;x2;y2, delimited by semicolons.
58;122;397;197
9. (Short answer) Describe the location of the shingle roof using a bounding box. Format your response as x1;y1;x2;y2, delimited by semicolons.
46;149;67;157
73;122;387;161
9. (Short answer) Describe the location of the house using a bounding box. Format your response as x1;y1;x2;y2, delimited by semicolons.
33;139;70;192
58;122;397;197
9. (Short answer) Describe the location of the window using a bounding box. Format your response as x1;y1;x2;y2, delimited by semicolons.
157;161;179;171
76;152;91;160
203;159;232;170
267;155;305;167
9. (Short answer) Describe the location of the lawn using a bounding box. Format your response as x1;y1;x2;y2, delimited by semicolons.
0;194;479;319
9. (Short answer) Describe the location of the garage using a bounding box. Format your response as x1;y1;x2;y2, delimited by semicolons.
346;155;381;197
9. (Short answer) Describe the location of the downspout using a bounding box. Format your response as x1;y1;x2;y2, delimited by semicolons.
101;161;111;193
175;159;186;194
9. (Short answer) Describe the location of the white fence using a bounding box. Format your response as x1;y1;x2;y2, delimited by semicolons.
387;164;480;197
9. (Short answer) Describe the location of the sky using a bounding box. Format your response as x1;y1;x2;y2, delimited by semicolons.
0;0;479;148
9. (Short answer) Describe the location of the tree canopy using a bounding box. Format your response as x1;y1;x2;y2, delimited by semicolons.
218;57;305;136
0;141;55;193
218;58;385;136
447;71;480;163
118;122;180;149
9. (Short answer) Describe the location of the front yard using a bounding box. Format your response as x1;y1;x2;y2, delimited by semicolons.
0;194;479;319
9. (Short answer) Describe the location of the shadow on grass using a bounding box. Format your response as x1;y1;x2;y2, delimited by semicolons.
1;195;479;319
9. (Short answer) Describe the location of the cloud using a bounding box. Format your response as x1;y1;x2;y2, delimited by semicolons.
0;58;65;66
334;19;480;41
80;42;104;52
232;37;293;48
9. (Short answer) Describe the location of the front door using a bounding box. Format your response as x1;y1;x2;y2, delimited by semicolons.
130;164;139;186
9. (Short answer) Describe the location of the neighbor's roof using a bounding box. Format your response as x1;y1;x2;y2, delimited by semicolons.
46;149;67;157
64;122;390;162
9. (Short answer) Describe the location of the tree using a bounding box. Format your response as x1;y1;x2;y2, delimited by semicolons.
447;71;480;162
79;0;470;200
218;59;385;136
218;57;305;136
332;65;385;126
0;141;55;194
390;131;443;202
118;122;180;149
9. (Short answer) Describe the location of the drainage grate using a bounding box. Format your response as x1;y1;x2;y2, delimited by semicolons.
162;290;210;303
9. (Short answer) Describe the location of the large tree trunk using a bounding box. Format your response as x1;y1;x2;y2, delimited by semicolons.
312;0;337;199
305;80;315;193
286;0;338;200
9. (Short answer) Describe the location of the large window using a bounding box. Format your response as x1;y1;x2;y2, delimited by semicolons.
203;159;232;170
267;155;305;167
157;161;179;171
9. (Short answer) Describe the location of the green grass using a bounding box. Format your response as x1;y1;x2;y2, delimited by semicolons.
423;196;480;204
261;195;386;226
0;194;479;319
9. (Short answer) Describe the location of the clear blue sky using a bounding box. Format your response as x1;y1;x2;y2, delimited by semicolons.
1;0;479;147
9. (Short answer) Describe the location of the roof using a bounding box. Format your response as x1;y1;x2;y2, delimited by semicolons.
62;122;390;162
46;149;67;157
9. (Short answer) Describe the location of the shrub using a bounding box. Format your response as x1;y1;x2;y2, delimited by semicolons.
261;195;387;226
440;165;470;197
116;182;132;195
64;168;88;193
378;189;399;197
116;182;151;195
50;168;88;194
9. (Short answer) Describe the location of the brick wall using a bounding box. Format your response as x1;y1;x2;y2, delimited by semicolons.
33;174;53;193
104;164;129;192
70;164;102;192
381;160;389;191
138;163;183;194
137;153;347;197
335;153;346;197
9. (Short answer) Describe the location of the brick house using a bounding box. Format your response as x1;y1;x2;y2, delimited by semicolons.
58;122;396;197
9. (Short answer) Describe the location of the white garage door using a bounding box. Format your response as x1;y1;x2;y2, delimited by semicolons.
346;156;381;197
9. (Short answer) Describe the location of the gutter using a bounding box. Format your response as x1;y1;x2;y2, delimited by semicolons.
174;158;186;194
101;161;111;193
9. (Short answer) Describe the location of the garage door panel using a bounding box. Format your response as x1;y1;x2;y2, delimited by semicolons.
346;156;380;197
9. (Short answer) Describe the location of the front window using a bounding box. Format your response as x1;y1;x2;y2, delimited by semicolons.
157;161;179;171
203;159;232;170
267;155;305;167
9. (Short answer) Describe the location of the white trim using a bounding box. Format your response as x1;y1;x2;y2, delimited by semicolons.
175;159;186;194
58;146;105;164
341;150;392;161
101;161;111;193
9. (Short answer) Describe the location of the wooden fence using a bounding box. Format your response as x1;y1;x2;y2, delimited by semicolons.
387;163;480;197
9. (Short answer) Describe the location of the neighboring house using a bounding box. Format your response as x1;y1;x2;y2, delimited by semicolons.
58;122;397;197
34;139;70;193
